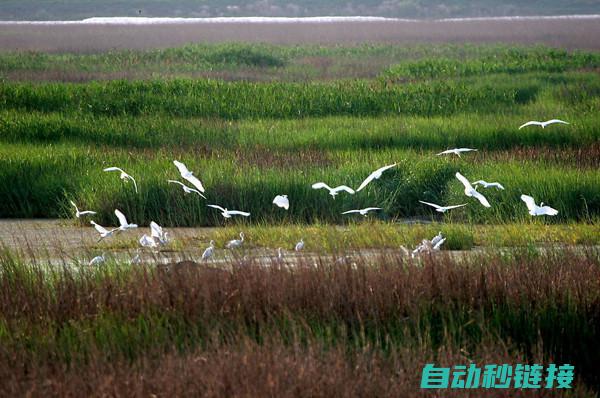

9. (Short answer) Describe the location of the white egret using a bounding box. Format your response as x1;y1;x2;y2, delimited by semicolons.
131;253;141;265
89;253;106;266
103;167;138;193
273;195;289;210
168;180;206;198
519;119;569;129
430;232;444;247
277;247;284;262
173;160;205;193
436;148;477;158
520;195;559;216
226;232;245;249
342;207;382;216
208;204;250;218
356;163;397;192
455;172;491;208
202;240;216;261
90;221;118;241
115;209;138;231
150;221;169;245
472;180;505;190
419;201;467;213
139;234;158;248
433;237;446;250
311;182;355;198
295;239;304;252
70;200;96;218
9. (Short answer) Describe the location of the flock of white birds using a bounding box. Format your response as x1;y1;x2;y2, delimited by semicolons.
77;119;566;266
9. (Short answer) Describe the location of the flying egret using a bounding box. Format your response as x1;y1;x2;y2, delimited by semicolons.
519;119;569;129
173;160;205;193
89;253;106;266
520;195;559;216
436;148;477;158
455;172;491;208
115;209;138;231
342;207;382;216
202;240;215;261
150;221;169;245
139;234;158;248
226;232;245;249
295;239;304;252
472;180;505;190
311;182;355;198
208;205;251;218
103;167;138;193
90;221;118;241
168;180;206;199
70;200;96;218
419;201;467;213
273;195;289;210
356;163;396;192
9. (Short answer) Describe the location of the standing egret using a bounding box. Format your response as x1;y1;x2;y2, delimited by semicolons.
115;209;138;231
226;232;245;249
273;195;290;210
168;180;206;198
208;205;251;219
277;247;284;262
342;207;382;216
89;253;106;266
436;148;477;158
356;163;396;192
455;172;491;208
202;240;216;261
150;221;169;245
519;119;569;129
311;182;355;198
103;167;138;193
173;160;205;193
70;200;96;218
430;232;444;247
295;239;304;252
419;201;467;213
472;180;505;190
90;221;118;241
520;195;559;216
131;252;142;265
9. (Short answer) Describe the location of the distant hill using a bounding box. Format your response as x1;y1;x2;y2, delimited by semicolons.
1;0;599;20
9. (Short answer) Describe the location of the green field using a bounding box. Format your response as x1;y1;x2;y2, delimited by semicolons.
1;42;599;395
0;44;598;226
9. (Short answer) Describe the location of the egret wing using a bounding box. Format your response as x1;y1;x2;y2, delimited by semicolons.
342;210;361;215
183;174;205;193
472;190;491;208
356;174;376;191
363;207;382;212
443;204;467;210
91;221;108;234
114;209;128;227
334;185;355;194
519;121;541;129
455;172;473;190
312;182;331;190
520;195;537;212
173;160;190;176
227;210;250;217
103;167;124;173
208;204;226;212
540;206;559;216
150;221;162;239
419;200;442;209
546;119;569;126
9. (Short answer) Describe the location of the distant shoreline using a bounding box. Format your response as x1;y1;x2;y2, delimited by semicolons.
1;14;599;25
2;15;599;51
